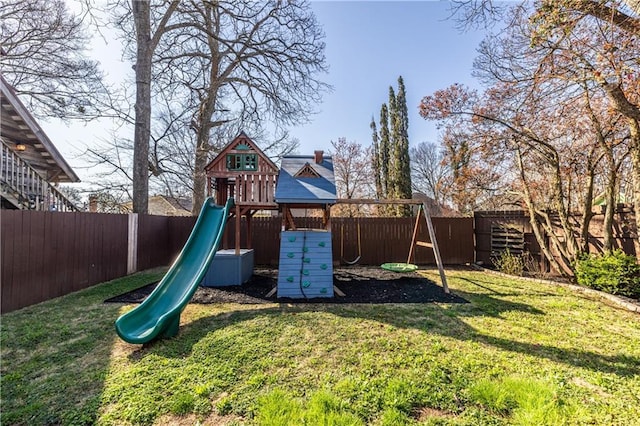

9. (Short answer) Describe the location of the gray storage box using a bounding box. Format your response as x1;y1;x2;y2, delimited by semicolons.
201;249;254;286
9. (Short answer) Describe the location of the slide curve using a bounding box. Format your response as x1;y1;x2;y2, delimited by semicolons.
115;197;234;344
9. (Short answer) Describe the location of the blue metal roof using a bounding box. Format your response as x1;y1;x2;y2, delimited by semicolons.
275;155;337;204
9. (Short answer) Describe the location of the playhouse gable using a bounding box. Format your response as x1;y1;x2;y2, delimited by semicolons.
204;131;278;177
294;162;321;178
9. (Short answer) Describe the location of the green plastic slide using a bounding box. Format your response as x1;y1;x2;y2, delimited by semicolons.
115;197;234;344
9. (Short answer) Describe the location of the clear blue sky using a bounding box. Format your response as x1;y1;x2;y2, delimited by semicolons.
43;1;489;183
295;1;487;154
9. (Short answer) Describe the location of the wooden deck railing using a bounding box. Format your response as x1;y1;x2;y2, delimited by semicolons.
235;173;278;205
0;141;78;212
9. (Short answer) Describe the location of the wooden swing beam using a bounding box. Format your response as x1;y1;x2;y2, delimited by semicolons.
335;198;422;205
333;198;449;293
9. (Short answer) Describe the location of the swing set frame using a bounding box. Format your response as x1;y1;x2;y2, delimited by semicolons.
334;199;449;293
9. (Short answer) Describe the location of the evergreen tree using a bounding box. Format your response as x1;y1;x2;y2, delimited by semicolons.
395;76;412;215
379;103;390;198
370;76;412;216
388;86;399;200
370;117;383;199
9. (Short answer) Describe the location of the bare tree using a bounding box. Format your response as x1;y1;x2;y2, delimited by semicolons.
449;1;640;35
149;98;299;202
410;142;449;207
129;0;179;214
0;0;110;119
150;0;328;213
107;0;182;213
450;1;640;254
330;138;374;217
421;4;638;273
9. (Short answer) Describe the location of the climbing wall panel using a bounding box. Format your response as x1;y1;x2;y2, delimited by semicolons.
277;230;334;298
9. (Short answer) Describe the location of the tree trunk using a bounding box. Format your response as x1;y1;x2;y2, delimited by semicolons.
602;159;617;253
579;166;595;253
596;80;640;260
516;147;570;276
550;163;580;262
131;1;152;214
629;121;640;260
192;144;209;215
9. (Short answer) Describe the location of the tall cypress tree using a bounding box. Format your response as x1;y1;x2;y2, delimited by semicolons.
370;76;412;215
379;103;390;198
388;86;399;201
370;117;383;199
396;76;412;213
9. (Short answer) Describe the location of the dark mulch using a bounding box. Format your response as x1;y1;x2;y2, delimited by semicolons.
105;266;468;305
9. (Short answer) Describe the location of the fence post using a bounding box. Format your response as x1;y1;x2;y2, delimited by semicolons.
127;213;138;274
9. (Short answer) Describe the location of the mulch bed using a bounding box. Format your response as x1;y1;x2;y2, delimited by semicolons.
105;267;468;304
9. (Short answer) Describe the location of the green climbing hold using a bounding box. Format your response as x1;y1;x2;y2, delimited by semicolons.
320;287;327;294
288;236;296;242
302;269;309;275
287;252;295;258
302;281;311;288
287;276;294;282
303;246;309;253
303;258;311;263
318;241;325;247
320;264;327;270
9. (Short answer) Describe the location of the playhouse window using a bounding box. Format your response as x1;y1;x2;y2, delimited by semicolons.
226;153;257;171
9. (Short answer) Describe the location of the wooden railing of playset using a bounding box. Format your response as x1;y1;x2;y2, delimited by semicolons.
234;173;278;206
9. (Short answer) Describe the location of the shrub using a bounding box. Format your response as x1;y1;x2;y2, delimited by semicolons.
574;250;640;299
522;251;548;279
492;249;524;276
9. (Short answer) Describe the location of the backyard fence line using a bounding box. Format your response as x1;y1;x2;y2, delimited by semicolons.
1;211;473;313
3;207;636;313
474;208;638;272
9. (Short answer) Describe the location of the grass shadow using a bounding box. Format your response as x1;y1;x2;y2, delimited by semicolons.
1;270;165;425
135;292;638;378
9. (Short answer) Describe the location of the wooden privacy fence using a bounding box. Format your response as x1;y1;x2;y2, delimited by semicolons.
221;216;474;266
474;207;637;271
1;210;201;313
1;211;473;313
2;210;129;313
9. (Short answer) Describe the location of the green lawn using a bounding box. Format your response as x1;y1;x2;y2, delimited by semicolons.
1;268;639;425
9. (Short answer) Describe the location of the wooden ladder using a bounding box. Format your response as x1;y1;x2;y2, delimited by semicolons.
407;203;449;293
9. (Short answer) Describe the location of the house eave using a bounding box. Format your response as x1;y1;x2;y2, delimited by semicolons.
0;74;80;183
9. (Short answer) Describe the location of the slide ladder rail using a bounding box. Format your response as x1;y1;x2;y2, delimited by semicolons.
115;197;234;344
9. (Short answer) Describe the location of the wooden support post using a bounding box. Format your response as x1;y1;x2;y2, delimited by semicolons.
407;206;422;264
127;213;138;274
324;204;332;231
235;204;241;255
246;212;253;249
421;203;449;293
280;207;286;231
285;207;297;230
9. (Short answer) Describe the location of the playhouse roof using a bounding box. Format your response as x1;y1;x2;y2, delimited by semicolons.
204;131;278;175
275;154;336;204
